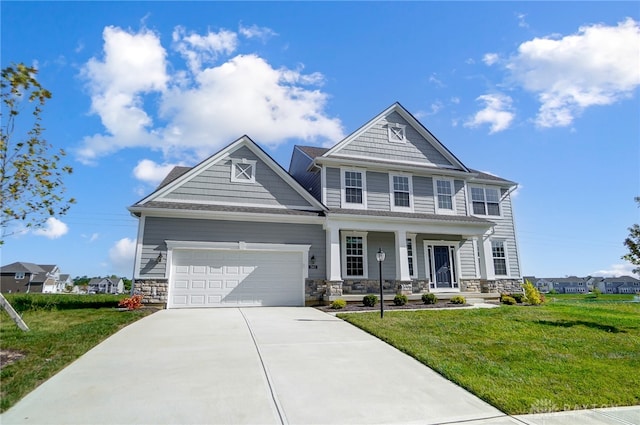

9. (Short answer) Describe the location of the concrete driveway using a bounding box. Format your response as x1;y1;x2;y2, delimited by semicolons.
1;307;513;425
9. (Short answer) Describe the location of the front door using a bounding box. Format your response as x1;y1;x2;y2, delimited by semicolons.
424;242;459;291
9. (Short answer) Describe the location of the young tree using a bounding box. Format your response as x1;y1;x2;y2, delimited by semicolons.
622;197;640;275
1;63;74;244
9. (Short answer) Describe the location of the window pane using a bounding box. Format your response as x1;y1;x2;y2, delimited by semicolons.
393;176;409;192
494;259;507;275
394;192;410;207
492;241;507;275
485;188;500;203
472;201;486;215
487;203;500;216
438;195;452;210
406;239;414;276
437;180;453;210
437;180;452;195
346;188;362;203
345;171;362;188
471;187;485;202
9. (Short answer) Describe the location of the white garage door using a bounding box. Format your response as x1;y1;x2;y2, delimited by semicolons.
169;249;304;308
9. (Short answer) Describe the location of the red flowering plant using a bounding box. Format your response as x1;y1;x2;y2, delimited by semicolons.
118;294;144;310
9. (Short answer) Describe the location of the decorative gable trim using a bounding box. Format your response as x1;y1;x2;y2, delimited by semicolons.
321;102;469;172
135;135;327;212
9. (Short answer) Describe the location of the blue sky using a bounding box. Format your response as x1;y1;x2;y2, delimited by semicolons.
1;2;639;279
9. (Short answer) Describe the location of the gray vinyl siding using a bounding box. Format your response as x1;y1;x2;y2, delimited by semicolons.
289;148;321;201
325;167;341;208
161;146;313;208
335;112;455;167
491;190;521;277
413;176;435;214
454;180;467;216
458;239;478;278
139;217;326;280
367;171;390;211
364;232;396;280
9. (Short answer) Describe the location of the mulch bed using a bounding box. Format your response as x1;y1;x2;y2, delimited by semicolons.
315;300;472;313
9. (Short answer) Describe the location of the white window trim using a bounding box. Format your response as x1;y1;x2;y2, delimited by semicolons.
15;272;25;280
230;158;257;183
407;233;418;279
491;239;510;277
389;173;414;212
341;168;367;210
423;240;460;292
433;178;456;215
469;185;502;218
387;123;406;144
341;231;368;278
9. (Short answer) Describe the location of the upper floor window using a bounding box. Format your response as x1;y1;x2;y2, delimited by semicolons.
471;186;500;216
390;174;412;211
387;123;406;143
435;179;455;214
342;169;366;209
491;240;508;276
15;272;25;279
231;159;256;183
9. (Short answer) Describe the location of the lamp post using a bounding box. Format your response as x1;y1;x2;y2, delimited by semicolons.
376;248;386;318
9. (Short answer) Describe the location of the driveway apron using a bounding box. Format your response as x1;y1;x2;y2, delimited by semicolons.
2;307;509;425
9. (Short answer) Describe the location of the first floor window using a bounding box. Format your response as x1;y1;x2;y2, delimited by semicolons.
407;238;415;277
345;235;365;277
436;179;453;211
491;240;507;276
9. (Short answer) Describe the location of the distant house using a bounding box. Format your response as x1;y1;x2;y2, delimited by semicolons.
596;276;640;294
87;277;124;294
526;276;588;293
526;276;553;293
58;274;73;292
0;262;70;294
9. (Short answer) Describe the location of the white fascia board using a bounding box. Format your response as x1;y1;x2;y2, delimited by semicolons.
159;197;315;211
315;156;475;180
129;207;326;225
325;215;492;236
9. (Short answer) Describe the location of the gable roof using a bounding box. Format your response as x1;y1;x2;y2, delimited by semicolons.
131;135;327;212
0;262;45;274
321;102;469;172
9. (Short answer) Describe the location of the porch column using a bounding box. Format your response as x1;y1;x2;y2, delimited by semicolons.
326;225;342;282
394;230;411;281
477;235;495;280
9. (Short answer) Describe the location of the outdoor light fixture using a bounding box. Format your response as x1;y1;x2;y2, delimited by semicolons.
376;248;385;318
310;255;316;265
156;253;163;263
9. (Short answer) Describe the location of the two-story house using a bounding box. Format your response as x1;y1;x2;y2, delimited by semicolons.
597;276;640;294
87;277;125;294
130;103;522;308
1;262;66;294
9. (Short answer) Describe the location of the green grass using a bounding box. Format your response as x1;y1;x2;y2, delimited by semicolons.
0;307;152;412
339;295;640;414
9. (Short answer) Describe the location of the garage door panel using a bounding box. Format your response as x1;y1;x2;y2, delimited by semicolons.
169;249;303;308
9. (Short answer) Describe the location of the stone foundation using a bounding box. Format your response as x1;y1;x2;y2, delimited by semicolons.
342;279;396;295
134;279;169;304
480;278;523;294
461;279;481;292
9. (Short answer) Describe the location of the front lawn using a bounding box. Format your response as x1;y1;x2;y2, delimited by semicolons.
0;306;152;412
339;295;640;415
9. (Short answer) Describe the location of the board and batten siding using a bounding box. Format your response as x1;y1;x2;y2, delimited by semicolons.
336;112;455;167
289;148;321;202
325;167;341;208
160;146;313;208
366;171;390;211
139;217;326;280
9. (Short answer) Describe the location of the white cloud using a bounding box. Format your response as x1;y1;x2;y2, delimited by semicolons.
133;159;178;184
428;73;445;87
239;23;277;41
82;232;100;243
506;18;640;128
108;237;136;277
591;263;638;278
465;93;515;133
78;25;344;165
483;53;499;66
516;13;529;29
33;217;69;239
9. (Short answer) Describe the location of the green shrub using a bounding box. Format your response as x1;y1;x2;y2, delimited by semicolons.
422;293;438;304
363;294;378;307
511;293;525;303
523;280;544;305
450;295;466;305
593;288;602;297
501;295;517;305
393;294;408;306
330;299;347;309
548;288;558;294
4;293;126;312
